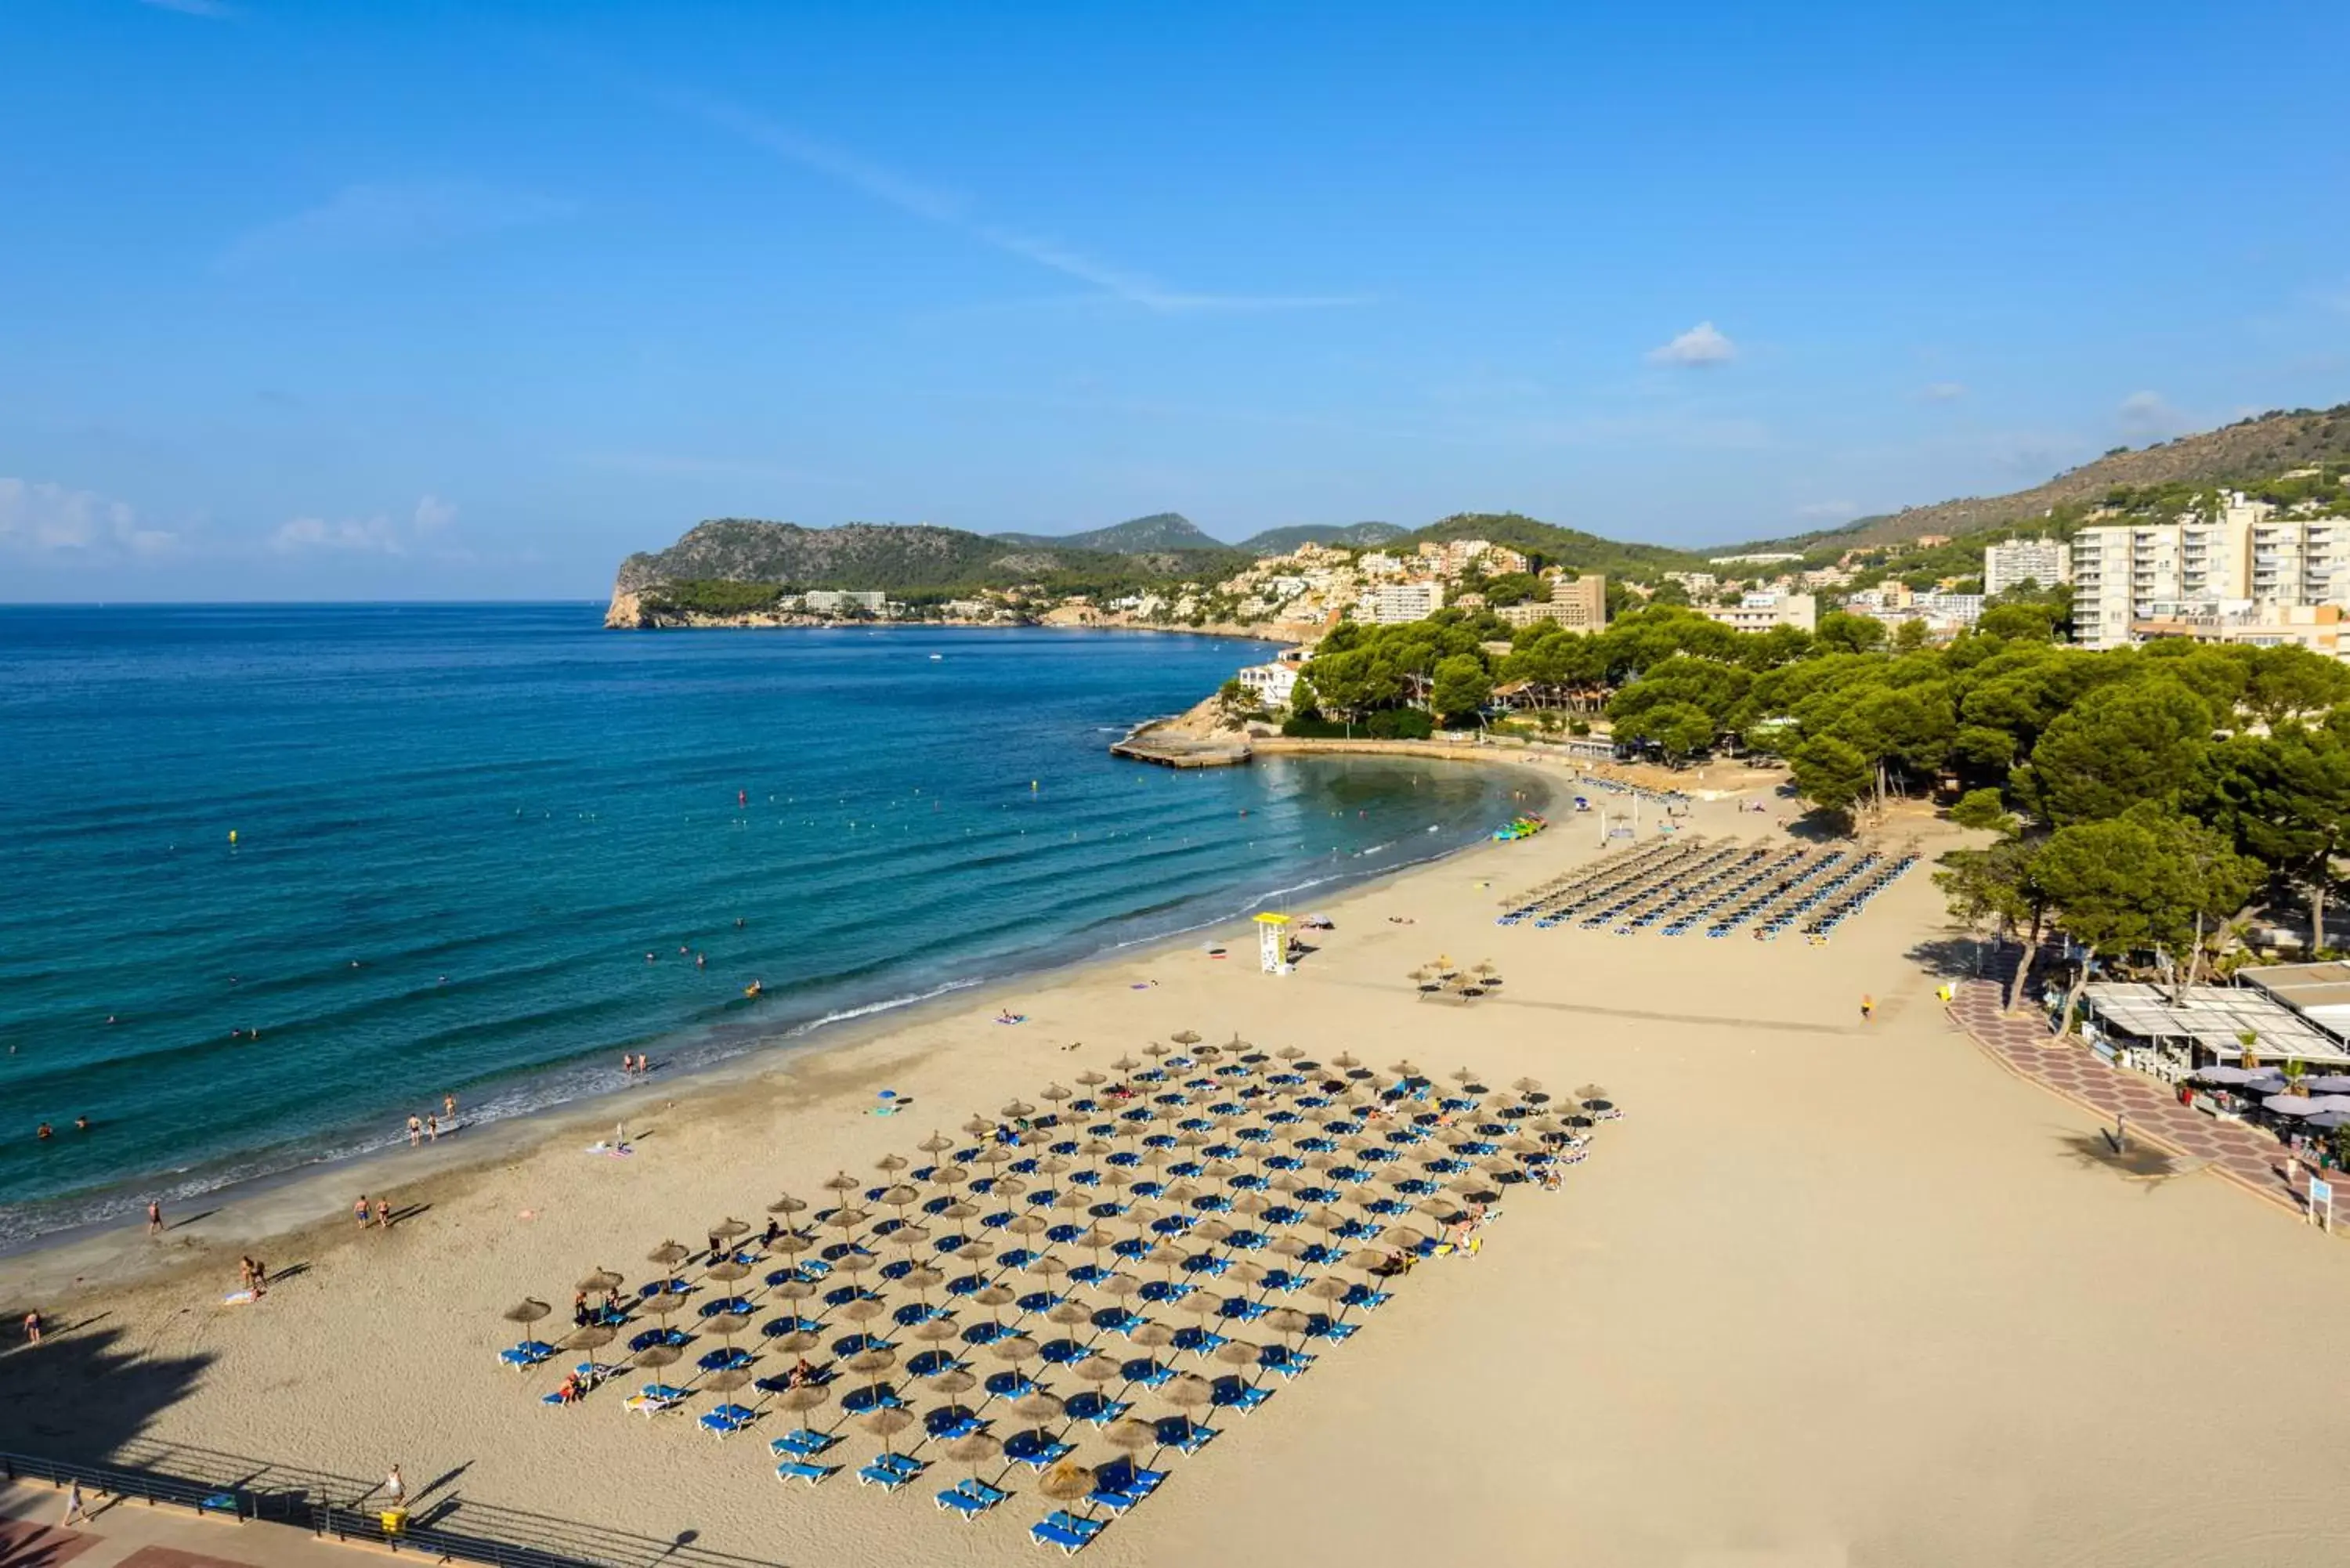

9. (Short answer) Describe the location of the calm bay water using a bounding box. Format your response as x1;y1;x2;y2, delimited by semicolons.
0;605;1515;1245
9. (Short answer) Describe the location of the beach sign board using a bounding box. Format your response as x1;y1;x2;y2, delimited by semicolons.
2310;1176;2333;1230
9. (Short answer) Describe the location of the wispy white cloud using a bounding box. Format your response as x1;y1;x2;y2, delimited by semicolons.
2117;389;2194;438
0;477;178;562
139;0;238;16
272;494;462;557
656;89;1368;315
1646;321;1737;367
219;182;574;271
1918;381;1968;403
412;494;457;535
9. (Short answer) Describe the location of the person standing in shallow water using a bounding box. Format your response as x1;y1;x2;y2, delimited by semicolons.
146;1200;163;1236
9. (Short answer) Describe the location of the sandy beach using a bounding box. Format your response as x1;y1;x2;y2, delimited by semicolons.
9;764;2350;1567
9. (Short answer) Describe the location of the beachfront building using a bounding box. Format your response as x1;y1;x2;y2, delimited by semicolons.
1983;537;2073;594
1498;573;1607;630
1708;551;1804;567
1356;580;1444;624
1237;661;1299;710
1700;591;1818;634
2070;496;2350;651
803;589;890;615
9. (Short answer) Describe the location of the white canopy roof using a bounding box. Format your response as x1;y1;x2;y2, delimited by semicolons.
2081;982;2350;1065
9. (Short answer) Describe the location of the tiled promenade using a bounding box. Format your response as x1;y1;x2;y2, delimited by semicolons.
1948;974;2321;1221
0;1482;362;1568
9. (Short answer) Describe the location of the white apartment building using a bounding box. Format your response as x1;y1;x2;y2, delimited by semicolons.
1983;537;2072;595
2071;494;2350;650
801;589;889;614
1356;580;1444;624
1701;591;1818;634
1235;662;1299;709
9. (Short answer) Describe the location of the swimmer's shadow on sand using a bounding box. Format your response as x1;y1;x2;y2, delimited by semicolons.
2054;1129;2198;1184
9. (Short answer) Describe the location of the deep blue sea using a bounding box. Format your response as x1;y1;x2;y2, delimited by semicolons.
0;605;1517;1245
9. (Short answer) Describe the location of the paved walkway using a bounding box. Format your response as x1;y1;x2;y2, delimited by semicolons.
1948;975;2322;1221
0;1483;369;1568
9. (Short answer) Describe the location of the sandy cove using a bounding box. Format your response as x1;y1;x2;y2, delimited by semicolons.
9;772;2350;1567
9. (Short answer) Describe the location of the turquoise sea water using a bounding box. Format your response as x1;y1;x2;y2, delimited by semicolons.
0;605;1517;1245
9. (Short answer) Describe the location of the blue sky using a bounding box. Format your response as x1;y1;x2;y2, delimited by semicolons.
4;0;2346;600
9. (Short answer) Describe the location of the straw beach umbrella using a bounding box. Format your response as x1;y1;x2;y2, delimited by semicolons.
862;1407;916;1441
1038;1461;1096;1506
944;1431;1003;1479
1103;1417;1160;1454
764;1194;808;1217
918;1131;956;1157
575;1268;624;1295
501;1298;551;1334
647;1241;689;1268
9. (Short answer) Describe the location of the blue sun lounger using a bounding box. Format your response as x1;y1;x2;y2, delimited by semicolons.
1002;1431;1074;1470
499;1340;555;1369
935;1477;1010;1520
773;1458;834;1487
1087;1461;1166;1514
769;1429;837;1460
1030;1511;1104;1555
858;1451;927;1490
698;1403;757;1439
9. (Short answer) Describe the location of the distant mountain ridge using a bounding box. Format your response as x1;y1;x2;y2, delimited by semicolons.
1723;403;2350;555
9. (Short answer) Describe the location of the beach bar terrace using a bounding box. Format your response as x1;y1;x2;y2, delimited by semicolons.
2236;961;2350;1042
2078;983;2350;1074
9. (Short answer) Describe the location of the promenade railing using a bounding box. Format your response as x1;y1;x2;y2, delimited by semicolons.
0;1442;783;1568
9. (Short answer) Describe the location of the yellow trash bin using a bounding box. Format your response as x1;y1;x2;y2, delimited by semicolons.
380;1508;408;1537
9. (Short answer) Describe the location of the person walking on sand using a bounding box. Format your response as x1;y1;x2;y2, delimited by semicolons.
384;1465;404;1508
146;1200;163;1237
374;1197;392;1230
1860;994;1875;1022
354;1195;370;1228
22;1310;42;1345
62;1479;88;1527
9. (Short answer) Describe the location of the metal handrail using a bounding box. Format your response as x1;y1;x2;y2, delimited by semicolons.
1;1447;780;1568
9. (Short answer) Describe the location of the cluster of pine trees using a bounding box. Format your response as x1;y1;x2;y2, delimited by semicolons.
1291;601;2350;1018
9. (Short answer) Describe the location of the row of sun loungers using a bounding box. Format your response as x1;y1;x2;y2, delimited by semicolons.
520;1050;1608;1552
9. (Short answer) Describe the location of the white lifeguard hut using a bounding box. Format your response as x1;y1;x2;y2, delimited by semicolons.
1253;912;1292;975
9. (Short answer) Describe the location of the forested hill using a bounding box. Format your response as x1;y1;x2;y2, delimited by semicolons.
1400;512;1708;577
1726;403;2350;555
989;512;1221;552
610;517;1252;600
1236;522;1410;553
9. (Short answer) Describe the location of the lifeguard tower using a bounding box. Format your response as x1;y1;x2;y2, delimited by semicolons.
1253;912;1292;975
